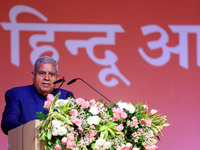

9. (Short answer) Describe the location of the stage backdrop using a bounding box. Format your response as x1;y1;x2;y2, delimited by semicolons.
0;0;200;150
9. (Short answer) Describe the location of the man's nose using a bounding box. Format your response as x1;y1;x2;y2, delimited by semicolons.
44;73;50;80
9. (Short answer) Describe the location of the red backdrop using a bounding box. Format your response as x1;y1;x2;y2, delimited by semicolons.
0;0;200;149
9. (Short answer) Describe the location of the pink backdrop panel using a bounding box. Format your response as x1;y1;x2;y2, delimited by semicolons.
0;0;200;150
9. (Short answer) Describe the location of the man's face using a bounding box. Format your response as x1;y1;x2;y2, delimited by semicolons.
32;63;59;96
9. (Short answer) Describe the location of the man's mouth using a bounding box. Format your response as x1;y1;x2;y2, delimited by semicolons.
42;83;50;86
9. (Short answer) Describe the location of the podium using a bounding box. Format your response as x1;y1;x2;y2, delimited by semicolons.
8;120;45;150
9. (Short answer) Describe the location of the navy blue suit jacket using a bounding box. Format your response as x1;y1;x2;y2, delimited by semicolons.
1;85;73;135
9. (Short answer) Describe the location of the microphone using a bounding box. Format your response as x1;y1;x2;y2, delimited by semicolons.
53;78;65;84
67;78;77;85
67;78;113;104
66;92;74;99
54;77;65;94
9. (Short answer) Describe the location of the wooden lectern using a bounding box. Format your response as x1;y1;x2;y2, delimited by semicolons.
8;120;45;150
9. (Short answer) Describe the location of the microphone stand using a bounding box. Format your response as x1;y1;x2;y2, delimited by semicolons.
67;78;113;104
54;77;65;94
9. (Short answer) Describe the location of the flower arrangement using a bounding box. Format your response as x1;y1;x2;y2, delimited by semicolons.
36;92;170;150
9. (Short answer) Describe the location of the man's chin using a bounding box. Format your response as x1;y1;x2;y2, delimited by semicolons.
41;88;52;94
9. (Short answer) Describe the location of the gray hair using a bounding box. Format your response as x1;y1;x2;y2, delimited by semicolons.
33;56;58;74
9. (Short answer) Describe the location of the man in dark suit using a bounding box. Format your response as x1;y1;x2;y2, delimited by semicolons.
1;56;73;134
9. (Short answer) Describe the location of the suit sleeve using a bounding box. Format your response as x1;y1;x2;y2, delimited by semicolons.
1;91;23;135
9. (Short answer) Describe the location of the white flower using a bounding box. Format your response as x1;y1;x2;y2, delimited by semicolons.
132;148;140;150
117;102;135;113
52;119;62;127
87;116;101;125
92;145;100;150
51;127;58;136
117;102;127;109
95;138;106;147
144;130;154;138
150;138;157;145
150;109;158;114
57;126;67;136
55;99;69;107
89;106;100;115
103;141;112;149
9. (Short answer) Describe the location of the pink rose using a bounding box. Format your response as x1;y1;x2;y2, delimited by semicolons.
55;144;61;150
146;145;158;150
47;94;55;102
127;120;131;126
90;125;95;129
115;124;124;131
90;99;96;106
116;146;121;150
71;116;76;123
81;101;90;109
150;109;158;114
113;113;121;121
74;132;79;136
126;143;133;150
112;107;117;113
76;98;85;105
141;119;152;126
120;145;126;150
75;118;82;126
61;137;67;144
143;105;148;111
121;112;128;119
70;109;78;116
67;133;74;141
146;119;152;126
116;108;123;115
67;140;75;149
44;101;51;109
89;130;97;137
78;126;84;134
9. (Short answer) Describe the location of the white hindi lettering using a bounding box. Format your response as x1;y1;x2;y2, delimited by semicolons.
65;27;131;87
138;24;200;69
0;5;130;87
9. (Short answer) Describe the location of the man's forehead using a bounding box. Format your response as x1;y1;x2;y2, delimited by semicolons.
36;63;57;72
37;69;56;73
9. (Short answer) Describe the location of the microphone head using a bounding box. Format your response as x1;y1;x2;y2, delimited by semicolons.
53;79;64;84
67;79;77;85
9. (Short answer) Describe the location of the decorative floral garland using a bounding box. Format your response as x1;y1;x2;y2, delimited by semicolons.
36;92;170;150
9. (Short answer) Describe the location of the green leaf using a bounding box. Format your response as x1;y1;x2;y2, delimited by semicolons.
47;129;52;140
107;128;115;136
49;92;61;113
52;112;72;125
110;146;115;150
98;99;103;103
156;135;161;141
104;129;109;139
47;140;52;146
100;130;106;139
116;100;122;104
110;128;123;134
56;139;61;145
63;100;72;112
163;123;170;127
98;126;106;131
36;112;46;120
105;122;117;128
91;143;95;148
110;102;114;107
38;136;45;141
